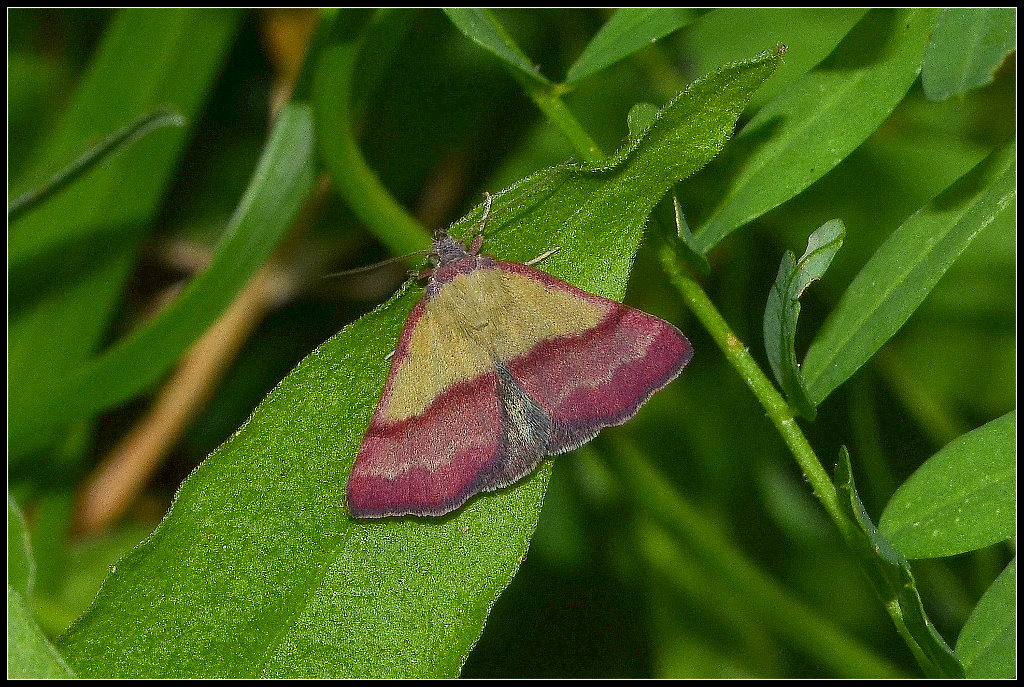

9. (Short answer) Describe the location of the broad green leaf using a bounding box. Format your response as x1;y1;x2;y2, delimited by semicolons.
922;8;1016;102
628;104;709;273
835;448;964;678
565;8;699;84
8;107;185;221
8;9;241;460
956;557;1016;678
8;103;316;461
55;49;782;678
802;140;1015;405
763;219;844;419
443;8;548;83
693;8;941;252
8;496;35;601
8;587;76;679
879;412;1015;559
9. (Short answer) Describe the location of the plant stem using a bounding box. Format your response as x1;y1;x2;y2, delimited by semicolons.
657;247;852;532
313;14;432;256
514;74;604;164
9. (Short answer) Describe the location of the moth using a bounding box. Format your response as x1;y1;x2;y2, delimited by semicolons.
347;193;692;517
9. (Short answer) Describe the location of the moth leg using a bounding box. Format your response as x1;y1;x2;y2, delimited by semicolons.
468;191;493;255
525;246;560;266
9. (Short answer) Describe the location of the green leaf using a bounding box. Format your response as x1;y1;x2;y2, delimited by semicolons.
55;49;782;678
802;140;1015;406
565;8;699;84
834;448;964;678
443;8;548;83
8;586;76;679
879;411;1015;559
7;496;75;678
674;8;868;112
626;101;661;141
956;557;1016;678
628;103;710;274
764;219;844;419
8;103;316;462
665;192;710;275
922;8;1016;102
8;9;241;460
8;107;185;221
694;8;941;252
8;496;35;601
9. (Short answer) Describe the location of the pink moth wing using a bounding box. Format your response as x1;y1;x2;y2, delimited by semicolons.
346;234;692;518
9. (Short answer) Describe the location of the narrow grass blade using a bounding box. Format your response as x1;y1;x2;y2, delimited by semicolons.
443;8;548;83
694;9;940;251
8;108;185;222
8;103;316;460
7;497;76;678
566;8;698;84
802;140;1015;405
8;9;241;461
8;587;77;679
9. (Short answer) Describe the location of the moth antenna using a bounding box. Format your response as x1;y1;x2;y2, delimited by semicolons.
321;250;432;280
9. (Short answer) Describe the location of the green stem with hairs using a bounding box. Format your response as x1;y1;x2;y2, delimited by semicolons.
512;73;604;163
656;248;851;532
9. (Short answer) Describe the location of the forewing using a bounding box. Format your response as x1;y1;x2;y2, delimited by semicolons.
498;261;693;454
347;292;551;518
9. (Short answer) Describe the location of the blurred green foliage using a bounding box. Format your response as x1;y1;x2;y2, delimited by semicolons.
7;8;1015;679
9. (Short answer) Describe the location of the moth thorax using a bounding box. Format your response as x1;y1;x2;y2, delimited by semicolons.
433;233;471;267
